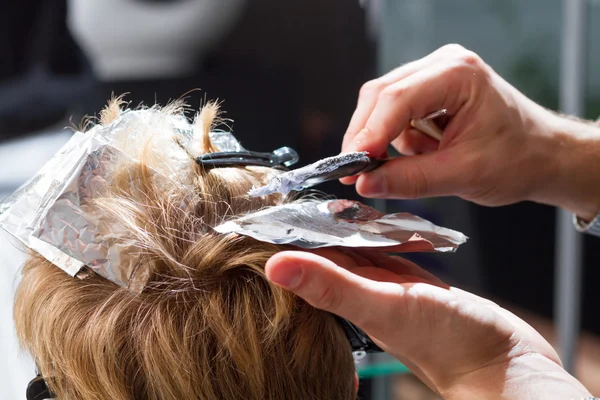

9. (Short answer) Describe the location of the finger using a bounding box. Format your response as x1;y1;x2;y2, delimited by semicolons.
355;148;467;199
355;251;447;286
310;248;362;269
358;252;447;286
392;128;440;156
348;267;420;285
449;287;500;308
340;175;358;185
352;62;475;158
320;248;446;287
343;45;461;152
339;175;358;185
343;57;439;153
340;148;389;185
330;247;374;268
340;126;439;185
265;251;408;333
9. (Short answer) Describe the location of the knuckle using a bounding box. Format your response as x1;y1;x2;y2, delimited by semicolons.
444;52;487;84
458;49;483;68
439;43;467;55
379;84;406;101
313;284;343;312
439;44;485;74
439;43;483;72
359;79;385;98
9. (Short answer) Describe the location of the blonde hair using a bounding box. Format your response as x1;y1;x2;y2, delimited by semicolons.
14;99;355;400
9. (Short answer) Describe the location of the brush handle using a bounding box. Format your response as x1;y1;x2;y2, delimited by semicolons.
358;114;444;176
410;118;443;141
361;157;388;174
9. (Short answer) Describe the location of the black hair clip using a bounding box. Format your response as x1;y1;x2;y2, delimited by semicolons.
336;317;383;354
196;146;299;170
23;320;378;400
26;374;54;400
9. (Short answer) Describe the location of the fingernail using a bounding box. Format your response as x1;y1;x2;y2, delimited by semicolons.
268;261;303;289
362;170;387;197
348;128;369;152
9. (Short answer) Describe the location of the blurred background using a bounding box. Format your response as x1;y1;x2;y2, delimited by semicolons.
1;0;599;398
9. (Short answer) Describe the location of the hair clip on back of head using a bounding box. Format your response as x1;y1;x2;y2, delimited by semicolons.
336;317;382;356
26;374;54;400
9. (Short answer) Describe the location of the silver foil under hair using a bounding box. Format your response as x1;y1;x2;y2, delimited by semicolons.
0;109;245;290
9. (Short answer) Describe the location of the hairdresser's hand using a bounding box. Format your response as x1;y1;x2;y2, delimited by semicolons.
342;44;600;222
266;249;592;399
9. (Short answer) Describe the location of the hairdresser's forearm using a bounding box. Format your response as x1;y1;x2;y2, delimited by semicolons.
441;353;592;400
529;113;600;222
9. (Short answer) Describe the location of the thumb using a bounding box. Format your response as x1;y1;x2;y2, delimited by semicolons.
265;251;402;335
355;149;466;199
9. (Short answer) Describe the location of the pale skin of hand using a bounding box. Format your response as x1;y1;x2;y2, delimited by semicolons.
265;249;593;399
340;44;600;222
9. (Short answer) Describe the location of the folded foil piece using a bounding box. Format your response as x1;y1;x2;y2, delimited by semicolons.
0;109;246;289
214;199;468;252
248;152;381;197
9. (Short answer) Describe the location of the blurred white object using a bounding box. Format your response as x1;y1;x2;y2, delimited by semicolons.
0;130;72;190
0;231;35;400
0;129;71;400
67;0;246;80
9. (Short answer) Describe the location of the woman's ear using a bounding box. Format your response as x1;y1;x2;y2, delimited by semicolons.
354;371;359;394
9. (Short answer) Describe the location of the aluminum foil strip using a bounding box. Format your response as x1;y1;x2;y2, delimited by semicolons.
0;109;247;289
0;132;91;276
214;199;468;252
1;133;146;287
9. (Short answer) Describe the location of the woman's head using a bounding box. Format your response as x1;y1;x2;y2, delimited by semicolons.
13;99;356;399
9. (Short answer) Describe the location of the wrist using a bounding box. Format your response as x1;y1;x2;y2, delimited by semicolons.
528;111;600;221
441;353;592;400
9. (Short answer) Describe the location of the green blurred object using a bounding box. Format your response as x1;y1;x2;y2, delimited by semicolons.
357;361;411;378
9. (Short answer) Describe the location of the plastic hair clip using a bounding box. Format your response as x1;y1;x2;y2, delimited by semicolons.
336;317;383;354
196;146;299;170
26;374;54;400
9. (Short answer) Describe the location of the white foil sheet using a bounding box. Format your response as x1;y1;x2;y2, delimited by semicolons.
214;199;468;252
0;109;247;289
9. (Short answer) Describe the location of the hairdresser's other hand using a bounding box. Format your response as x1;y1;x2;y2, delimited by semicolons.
265;249;592;399
342;44;600;222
